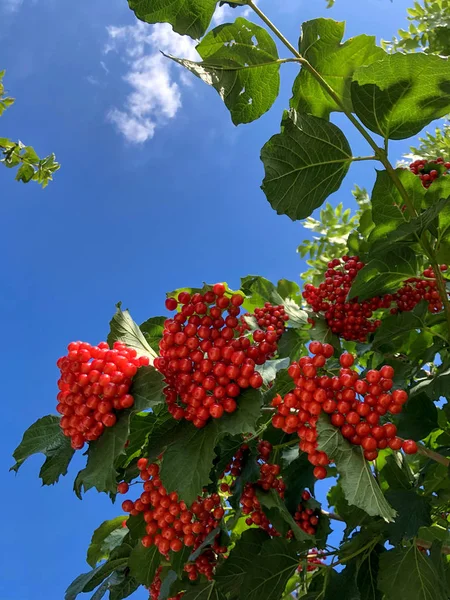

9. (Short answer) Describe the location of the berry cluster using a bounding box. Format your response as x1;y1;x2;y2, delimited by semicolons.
154;284;286;428
149;567;184;600
391;265;448;314
409;157;450;188
303;257;448;341
272;342;417;478
298;549;325;572
303;256;386;341
184;548;224;581
240;441;286;537
293;490;320;536
239;302;289;340
56;341;147;449
120;459;224;557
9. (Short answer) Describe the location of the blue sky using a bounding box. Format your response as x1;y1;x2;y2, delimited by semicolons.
0;0;428;598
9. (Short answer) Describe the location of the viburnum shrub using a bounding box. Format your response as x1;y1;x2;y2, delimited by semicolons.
10;1;450;599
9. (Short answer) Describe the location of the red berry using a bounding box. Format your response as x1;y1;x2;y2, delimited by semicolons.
313;466;327;480
402;439;418;454
117;482;129;494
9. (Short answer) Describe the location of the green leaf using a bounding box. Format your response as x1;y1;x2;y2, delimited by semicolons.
218;388;262;435
260;109;352;221
159;570;178;600
396;389;439;441
349;247;418;302
256;358;290;385
282;448;316;513
87;517;127;567
380;453;414;491
160;421;219;505
240;537;305;600
182;581;225;600
66;568;104;600
372;197;450;254
355;545;384;600
352;53;450;140
240;275;284;305
278;329;309;360
291;18;385;118
256;488;312;541
139;316;165;353
263;369;295;405
83;544;133;593
277;279;301;300
372;303;429;352
74;413;130;497
107;303;157;363
127;0;217;39
11;415;75;485
129;366;166;411
386;490;431;545
327;483;372;535
378;544;447;600
108;573;140;600
316;415;396;521
170;18;280;125
128;543;161;586
215;529;270;596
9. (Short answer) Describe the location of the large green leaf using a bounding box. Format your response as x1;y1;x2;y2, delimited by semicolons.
327;483;372;535
396;389;439;441
11;415;74;485
160;421;219;505
386;490;431;545
260;109;352;221
217;388;262;436
74;414;130;497
349;247;418;302
87;517;127;567
215;529;270;596
107;303;157;363
371;303;429;352
139;316;165;353
170;18;280;125
108;572;140;600
128;543;161;586
352;52;450;140
282;447;316;513
127;0;217;39
317;415;396;521
182;581;225;600
129;366;165;411
371;197;450;254
291;18;385;118
378;544;447;600
240;537;305;600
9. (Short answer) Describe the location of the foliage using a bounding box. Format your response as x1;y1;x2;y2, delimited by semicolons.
11;1;450;600
383;0;450;56
0;70;60;187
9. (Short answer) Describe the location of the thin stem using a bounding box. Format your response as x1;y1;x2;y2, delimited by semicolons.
246;0;301;58
273;438;299;450
247;0;450;342
417;444;450;467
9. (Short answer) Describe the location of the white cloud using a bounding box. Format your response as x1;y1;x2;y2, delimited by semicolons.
104;21;198;143
2;0;23;12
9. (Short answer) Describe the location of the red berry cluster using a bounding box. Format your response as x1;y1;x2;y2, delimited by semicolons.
154;284;285;428
184;548;225;582
298;549;325;572
293;490;320;536
239;302;289;339
272;342;417;478
303;257;448;341
120;459;224;557
302;256;387;342
409;157;450;188
149;567;184;600
56;341;147;449
240;441;286;537
391;265;448;314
